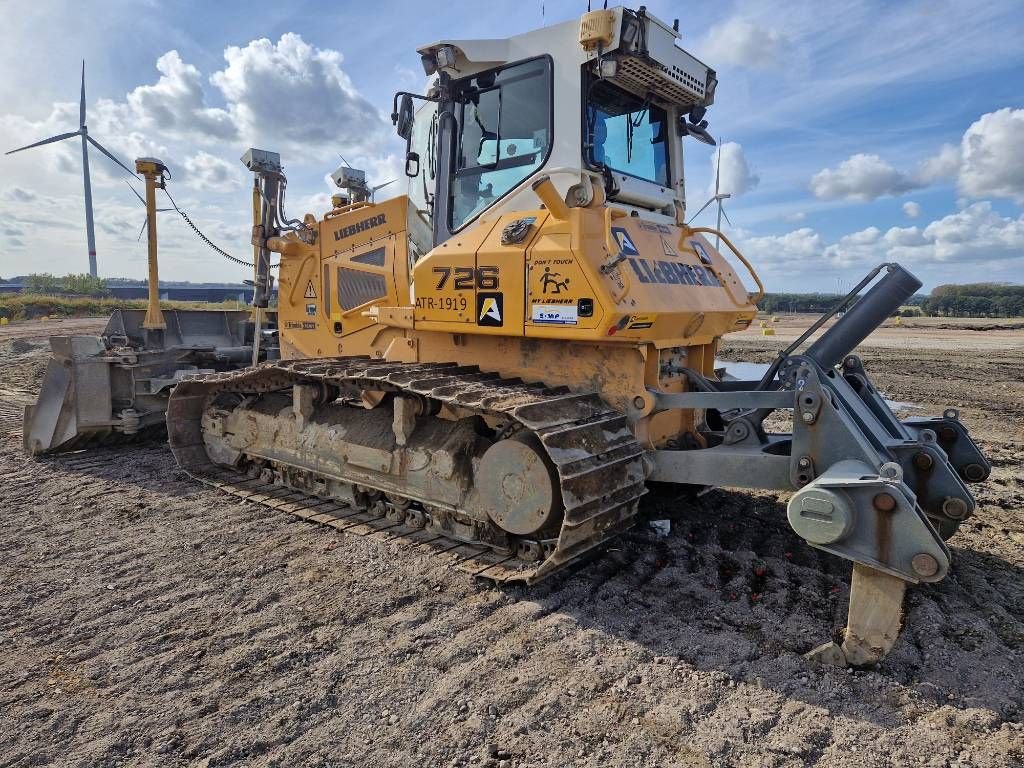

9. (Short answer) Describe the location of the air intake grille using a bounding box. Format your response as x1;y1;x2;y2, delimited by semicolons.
337;268;386;310
617;56;706;107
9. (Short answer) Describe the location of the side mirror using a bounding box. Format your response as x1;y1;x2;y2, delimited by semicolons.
405;151;420;178
680;116;716;146
395;94;415;141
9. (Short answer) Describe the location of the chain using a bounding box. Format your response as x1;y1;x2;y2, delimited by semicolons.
162;187;279;269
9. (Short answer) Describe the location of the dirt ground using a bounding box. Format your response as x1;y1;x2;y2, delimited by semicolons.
0;317;1021;768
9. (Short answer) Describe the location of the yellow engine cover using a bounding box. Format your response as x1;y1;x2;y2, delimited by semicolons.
411;205;756;346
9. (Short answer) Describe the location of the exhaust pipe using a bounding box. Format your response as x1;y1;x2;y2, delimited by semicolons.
805;264;921;370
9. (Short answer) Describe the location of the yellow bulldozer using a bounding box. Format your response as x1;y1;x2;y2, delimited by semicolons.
31;6;991;666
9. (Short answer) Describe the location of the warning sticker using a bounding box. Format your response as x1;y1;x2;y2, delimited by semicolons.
532;303;578;325
304;280;317;299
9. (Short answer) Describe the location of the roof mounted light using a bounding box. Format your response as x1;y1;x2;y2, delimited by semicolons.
435;45;458;71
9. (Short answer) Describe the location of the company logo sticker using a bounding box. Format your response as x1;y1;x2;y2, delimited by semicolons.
532;303;578;325
611;227;640;256
690;240;713;265
477;293;503;326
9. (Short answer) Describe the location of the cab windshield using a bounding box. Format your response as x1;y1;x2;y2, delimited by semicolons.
586;78;670;187
450;57;552;230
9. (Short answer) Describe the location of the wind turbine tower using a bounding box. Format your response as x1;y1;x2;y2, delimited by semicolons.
5;61;136;277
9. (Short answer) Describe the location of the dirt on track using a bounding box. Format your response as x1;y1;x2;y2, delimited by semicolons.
0;318;1022;768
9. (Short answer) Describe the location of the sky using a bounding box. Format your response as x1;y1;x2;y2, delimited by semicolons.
0;0;1022;293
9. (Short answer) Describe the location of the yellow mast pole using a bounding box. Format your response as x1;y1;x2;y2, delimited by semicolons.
250;177;262;366
137;157;168;331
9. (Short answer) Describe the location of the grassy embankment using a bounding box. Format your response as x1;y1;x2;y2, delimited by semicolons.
0;294;245;321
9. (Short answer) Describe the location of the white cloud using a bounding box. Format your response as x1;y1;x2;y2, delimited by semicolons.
735;201;1024;277
183;151;243;192
699;18;788;70
822;202;1024;267
810;153;919;201
4;187;36;203
710;142;759;198
783;211;806;223
125;51;236;141
735;227;824;271
902;201;921;218
957;108;1024;203
916;143;959;184
813;108;1024;205
0;32;402;281
210;33;390;164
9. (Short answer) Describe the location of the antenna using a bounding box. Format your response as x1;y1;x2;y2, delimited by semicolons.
4;60;137;276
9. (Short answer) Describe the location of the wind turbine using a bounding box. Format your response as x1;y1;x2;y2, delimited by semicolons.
334;153;396;203
5;61;137;277
125;181;172;241
686;138;732;251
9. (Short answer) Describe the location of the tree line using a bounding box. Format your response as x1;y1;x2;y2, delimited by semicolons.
20;273;109;296
760;283;1022;318
920;283;1024;318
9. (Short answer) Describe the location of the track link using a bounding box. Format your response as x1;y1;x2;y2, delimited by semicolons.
167;358;649;584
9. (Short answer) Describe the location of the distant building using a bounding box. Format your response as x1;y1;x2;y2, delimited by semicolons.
0;280;276;304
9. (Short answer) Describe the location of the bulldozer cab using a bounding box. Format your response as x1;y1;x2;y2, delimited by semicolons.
402;5;717;249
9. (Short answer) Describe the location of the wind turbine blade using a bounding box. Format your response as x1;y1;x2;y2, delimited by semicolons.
372;179;397;192
721;207;733;227
687;196;716;224
80;60;87;127
5;130;80;155
125;180;146;206
138;216;148;241
86;135;136;178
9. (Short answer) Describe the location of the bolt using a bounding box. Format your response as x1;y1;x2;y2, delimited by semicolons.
801;411;815;424
913;452;934;471
942;496;970;520
872;492;897;513
798;456;811;469
911;553;940;578
963;463;986;482
938;426;958;443
632;396;646;410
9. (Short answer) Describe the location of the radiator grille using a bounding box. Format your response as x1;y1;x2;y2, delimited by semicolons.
337;268;386;310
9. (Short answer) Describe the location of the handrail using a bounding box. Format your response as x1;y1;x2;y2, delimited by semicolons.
683;226;765;305
324;200;373;220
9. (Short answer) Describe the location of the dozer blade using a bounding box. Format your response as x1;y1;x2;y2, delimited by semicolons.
23;335;120;455
23;308;259;455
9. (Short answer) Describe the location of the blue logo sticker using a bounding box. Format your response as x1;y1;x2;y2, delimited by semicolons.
690;240;713;265
611;227;640;256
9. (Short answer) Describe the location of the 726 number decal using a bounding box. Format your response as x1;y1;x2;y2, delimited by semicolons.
432;266;499;291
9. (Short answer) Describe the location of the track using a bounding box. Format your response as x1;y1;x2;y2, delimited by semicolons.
167;358;649;584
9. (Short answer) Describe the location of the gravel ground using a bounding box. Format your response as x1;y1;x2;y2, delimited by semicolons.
0;319;1021;767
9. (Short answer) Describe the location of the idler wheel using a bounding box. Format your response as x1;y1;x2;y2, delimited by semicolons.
477;433;562;536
